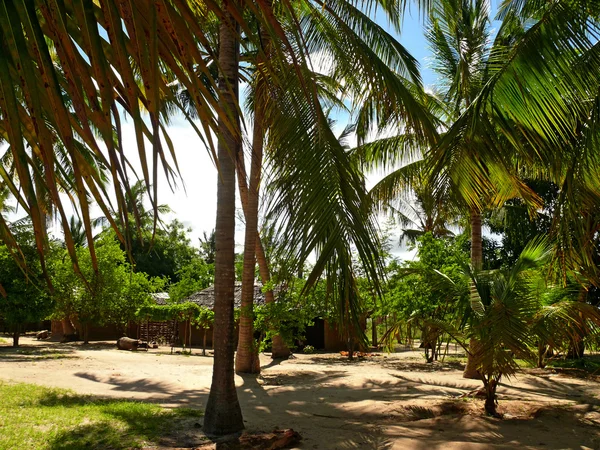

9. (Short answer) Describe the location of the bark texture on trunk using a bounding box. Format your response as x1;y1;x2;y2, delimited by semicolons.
483;378;499;416
235;130;290;361
470;209;483;271
464;209;483;379
203;4;244;435
235;62;265;374
463;337;481;378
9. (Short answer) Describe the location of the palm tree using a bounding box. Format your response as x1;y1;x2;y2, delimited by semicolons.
234;0;440;372
4;0;598;435
433;238;600;416
430;0;600;280
365;155;459;245
362;0;550;377
199;230;216;265
203;4;245;434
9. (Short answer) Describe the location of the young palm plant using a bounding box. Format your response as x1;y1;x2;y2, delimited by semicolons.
433;238;600;416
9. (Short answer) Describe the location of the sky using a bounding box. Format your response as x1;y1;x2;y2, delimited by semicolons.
7;7;457;261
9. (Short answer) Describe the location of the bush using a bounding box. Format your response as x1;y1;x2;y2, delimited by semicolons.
303;345;315;354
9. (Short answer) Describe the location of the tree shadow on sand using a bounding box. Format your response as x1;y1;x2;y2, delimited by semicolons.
66;362;600;449
0;345;77;362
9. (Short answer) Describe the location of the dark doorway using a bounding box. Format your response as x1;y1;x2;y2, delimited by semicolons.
304;318;325;349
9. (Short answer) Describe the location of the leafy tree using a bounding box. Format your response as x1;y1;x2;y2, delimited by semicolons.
51;233;158;343
198;230;216;265
380;233;468;361
169;258;214;303
111;219;197;283
0;230;53;347
193;307;215;356
254;278;332;352
487;180;559;267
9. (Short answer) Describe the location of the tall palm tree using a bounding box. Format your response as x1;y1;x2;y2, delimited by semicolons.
430;0;600;277
234;0;439;373
203;2;245;434
361;0;549;377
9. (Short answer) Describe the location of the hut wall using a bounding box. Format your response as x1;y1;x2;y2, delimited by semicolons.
84;323;124;341
323;318;368;352
324;320;347;352
175;322;242;350
176;322;215;349
140;320;178;346
50;320;63;338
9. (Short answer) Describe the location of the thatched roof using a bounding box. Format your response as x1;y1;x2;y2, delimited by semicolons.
151;292;170;305
184;282;267;309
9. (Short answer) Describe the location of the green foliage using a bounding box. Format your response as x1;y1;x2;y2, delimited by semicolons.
0;230;53;334
168;257;214;303
123;220;198;283
193;307;214;330
426;238;600;413
377;233;468;355
253;279;329;351
548;355;600;373
487;180;559;267
198;230;216;265
51;233;160;329
136;302;213;328
303;345;315;354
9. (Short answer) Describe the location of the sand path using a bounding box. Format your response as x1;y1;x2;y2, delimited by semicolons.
1;337;599;449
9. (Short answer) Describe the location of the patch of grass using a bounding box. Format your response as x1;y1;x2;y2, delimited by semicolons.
0;338;7;344
515;359;536;369
0;348;76;361
0;382;202;450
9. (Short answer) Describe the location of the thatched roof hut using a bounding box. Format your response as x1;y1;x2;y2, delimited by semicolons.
184;282;268;309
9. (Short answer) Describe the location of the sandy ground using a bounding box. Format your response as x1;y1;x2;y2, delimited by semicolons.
1;336;600;449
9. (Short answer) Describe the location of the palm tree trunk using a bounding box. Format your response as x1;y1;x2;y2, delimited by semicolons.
12;325;20;347
203;4;244;435
371;317;378;349
234;75;265;374
464;208;483;379
484;377;498;416
259;245;291;358
470;209;483;270
235;130;290;361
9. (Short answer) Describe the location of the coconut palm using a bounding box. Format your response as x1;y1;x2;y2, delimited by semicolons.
432;238;600;416
431;0;600;278
3;0;598;436
361;0;552;377
233;0;440;372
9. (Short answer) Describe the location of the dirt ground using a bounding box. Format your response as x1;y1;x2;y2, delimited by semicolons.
1;336;600;449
